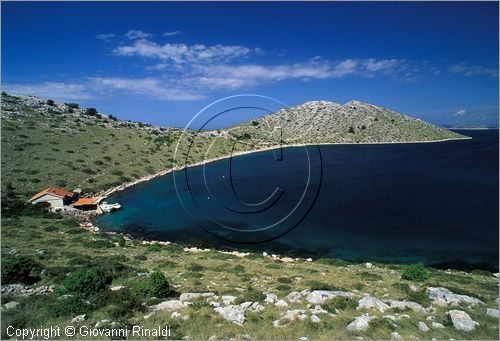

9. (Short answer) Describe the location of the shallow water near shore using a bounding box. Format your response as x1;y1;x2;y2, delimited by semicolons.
95;130;499;271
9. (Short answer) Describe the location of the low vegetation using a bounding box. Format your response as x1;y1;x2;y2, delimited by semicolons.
1;208;498;340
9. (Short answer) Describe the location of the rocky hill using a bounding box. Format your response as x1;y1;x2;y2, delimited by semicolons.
228;100;465;144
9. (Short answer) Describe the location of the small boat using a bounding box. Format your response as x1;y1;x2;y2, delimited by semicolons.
100;201;121;212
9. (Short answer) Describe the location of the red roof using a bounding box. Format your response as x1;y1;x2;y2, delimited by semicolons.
73;198;99;206
29;187;74;202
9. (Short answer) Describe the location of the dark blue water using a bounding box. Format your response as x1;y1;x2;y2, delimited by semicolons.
95;130;499;271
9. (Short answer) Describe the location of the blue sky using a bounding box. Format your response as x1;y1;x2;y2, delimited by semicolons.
2;1;499;127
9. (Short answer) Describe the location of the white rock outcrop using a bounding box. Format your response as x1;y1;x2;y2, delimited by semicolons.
71;314;86;323
222;295;237;305
426;287;483;306
418;321;429;332
214;305;246;325
265;293;278;304
448;310;479;331
275;299;288;308
431;322;445;329
347;314;375;332
306;290;353;304
151;300;189;311
179;292;215;301
486;308;499;318
387;300;425;313
357;295;389;312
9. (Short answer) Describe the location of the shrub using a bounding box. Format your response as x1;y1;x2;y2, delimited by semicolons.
186;262;204;272
97;288;145;318
470;269;492;277
407;290;432;306
236;285;266;304
133;271;172;298
277;276;293;284
322;296;357;312
50;295;91;317
111;169;124;176
251;120;259;126
275;284;291;292
360;271;383;281
46;99;55;106
86;108;98;116
230;265;246;274
59;267;111;297
66;103;79;109
146;243;162;252
401;262;429;282
1;256;42;284
348;126;355;134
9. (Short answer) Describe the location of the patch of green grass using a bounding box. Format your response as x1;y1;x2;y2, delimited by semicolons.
323;296;358;312
360;271;383;281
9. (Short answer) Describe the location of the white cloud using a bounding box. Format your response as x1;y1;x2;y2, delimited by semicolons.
331;59;359;76
454;109;467;116
163;31;182;37
450;63;498;77
186;61;332;91
113;39;250;64
124;30;151;40
89;77;204;100
5;34;426;102
96;33;115;41
3;82;92;101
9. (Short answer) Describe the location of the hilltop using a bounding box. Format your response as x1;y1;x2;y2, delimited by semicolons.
1;93;466;198
229;100;464;144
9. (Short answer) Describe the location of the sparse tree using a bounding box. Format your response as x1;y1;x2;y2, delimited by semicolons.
86;108;98;116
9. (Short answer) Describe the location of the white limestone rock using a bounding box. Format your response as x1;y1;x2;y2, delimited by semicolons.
180;292;215;301
171;311;182;319
151;300;190;311
387;299;425;313
418;321;430;332
357;295;389;312
306;290;353;304
347;314;375;332
486;308;499;318
275;299;288;308
214;305;246;325
390;332;402;340
265;293;278;304
448;310;479;331
310;315;321;323
3;301;20;310
431;322;445;329
71;314;86;323
248;302;265;312
426;287;483;306
309;305;328;315
222;295;237;305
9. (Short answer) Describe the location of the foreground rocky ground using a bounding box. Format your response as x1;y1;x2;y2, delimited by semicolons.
1;212;499;340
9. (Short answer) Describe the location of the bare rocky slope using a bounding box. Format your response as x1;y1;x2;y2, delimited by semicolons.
228;100;465;144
